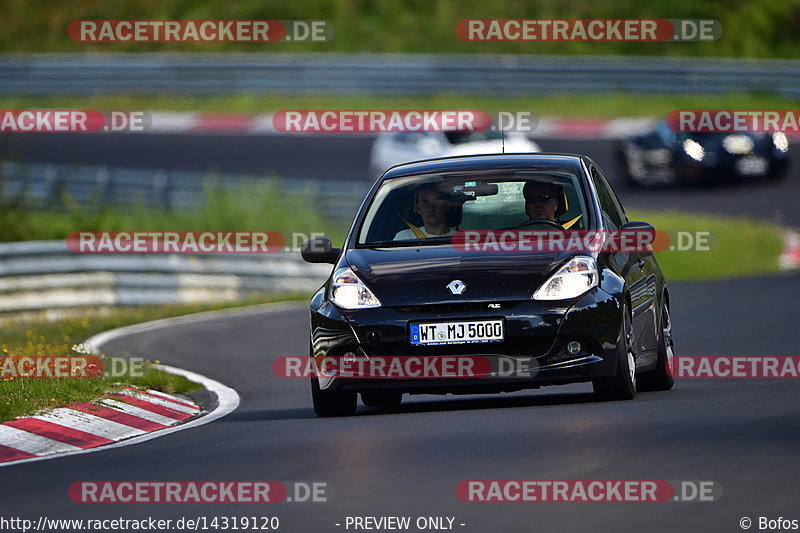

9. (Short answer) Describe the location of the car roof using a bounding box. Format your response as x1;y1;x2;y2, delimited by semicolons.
380;153;588;180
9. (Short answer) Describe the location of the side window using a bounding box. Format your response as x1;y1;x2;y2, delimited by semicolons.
595;166;627;223
590;167;624;230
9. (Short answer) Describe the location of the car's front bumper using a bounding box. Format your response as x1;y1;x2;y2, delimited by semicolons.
310;284;625;394
679;151;788;183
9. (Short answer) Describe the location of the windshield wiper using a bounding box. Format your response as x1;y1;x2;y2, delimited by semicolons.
363;236;453;248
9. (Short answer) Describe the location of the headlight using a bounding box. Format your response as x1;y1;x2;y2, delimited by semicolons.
330;267;381;309
722;134;754;154
682;139;705;161
772;131;789;152
533;257;598;300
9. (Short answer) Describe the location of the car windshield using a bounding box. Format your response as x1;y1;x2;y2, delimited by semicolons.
357;170;590;247
444;130;504;144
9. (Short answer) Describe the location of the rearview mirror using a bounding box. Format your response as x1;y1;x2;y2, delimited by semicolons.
452;182;499;201
300;237;341;264
467;183;499;196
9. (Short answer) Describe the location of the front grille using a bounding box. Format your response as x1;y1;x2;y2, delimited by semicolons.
394;301;520;315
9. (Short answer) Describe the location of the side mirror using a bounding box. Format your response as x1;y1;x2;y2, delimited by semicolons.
621;221;655;232
619;221;656;253
300;237;341;264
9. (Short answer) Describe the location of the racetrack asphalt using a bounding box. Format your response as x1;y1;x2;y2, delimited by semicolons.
1;274;799;532
2;132;798;226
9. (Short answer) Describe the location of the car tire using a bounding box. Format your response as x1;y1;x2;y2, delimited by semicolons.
638;301;675;392
593;304;637;401
361;391;403;407
311;376;357;417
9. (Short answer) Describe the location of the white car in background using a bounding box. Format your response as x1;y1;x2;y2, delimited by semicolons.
369;130;541;178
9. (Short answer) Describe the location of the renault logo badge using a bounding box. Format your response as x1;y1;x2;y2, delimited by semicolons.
447;280;466;295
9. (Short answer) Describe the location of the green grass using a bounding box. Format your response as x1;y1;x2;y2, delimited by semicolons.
0;180;349;244
629;209;785;281
2;0;800;58
0;92;798;119
0;295;308;422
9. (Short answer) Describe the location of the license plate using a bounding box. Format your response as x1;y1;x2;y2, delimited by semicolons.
735;156;768;176
410;319;504;345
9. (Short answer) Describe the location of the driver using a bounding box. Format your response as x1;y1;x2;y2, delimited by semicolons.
394;186;456;240
523;181;561;223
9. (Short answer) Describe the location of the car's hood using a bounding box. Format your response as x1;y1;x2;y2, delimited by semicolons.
345;246;572;307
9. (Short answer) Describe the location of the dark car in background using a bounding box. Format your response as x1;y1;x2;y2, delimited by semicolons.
615;120;789;187
301;154;675;416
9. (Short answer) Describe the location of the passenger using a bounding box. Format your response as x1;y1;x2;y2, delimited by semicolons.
394;186;456;240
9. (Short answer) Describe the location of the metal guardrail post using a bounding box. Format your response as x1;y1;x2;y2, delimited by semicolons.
96;166;111;205
44;165;62;208
153;170;170;209
202;173;219;199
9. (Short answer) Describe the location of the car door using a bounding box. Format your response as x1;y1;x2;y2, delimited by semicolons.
588;164;656;361
593;164;659;357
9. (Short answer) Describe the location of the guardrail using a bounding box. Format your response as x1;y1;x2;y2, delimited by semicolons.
0;162;363;314
0;240;331;313
1;53;799;97
0;162;368;218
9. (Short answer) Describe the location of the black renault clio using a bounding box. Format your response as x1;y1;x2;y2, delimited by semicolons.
302;154;675;416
